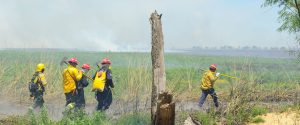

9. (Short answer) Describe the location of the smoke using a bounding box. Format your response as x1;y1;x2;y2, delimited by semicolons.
0;0;293;50
82;31;118;51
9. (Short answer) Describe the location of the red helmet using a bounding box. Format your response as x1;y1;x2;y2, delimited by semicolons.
82;64;90;70
101;58;111;64
68;58;78;64
209;64;217;70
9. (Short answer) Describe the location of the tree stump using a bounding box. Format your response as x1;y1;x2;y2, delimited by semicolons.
155;92;175;125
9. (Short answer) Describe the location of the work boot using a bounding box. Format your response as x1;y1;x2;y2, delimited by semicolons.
62;103;75;116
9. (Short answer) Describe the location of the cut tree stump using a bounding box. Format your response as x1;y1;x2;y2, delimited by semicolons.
155;92;175;125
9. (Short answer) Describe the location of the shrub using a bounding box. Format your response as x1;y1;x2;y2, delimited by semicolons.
115;112;150;125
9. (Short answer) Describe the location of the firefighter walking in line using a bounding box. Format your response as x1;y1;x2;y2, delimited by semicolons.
29;63;47;109
75;64;90;109
92;58;114;111
63;58;82;110
199;64;220;108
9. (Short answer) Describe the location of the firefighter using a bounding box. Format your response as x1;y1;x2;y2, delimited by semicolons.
92;58;114;111
75;64;90;109
199;64;220;108
62;58;82;109
29;63;47;108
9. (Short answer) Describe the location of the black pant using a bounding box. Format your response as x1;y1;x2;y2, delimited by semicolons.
65;92;76;106
75;89;85;109
199;88;219;107
95;87;112;111
33;91;44;108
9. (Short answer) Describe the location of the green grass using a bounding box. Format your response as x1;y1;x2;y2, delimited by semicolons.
116;112;150;125
0;51;299;96
247;106;268;124
0;107;150;125
250;117;265;123
196;112;217;125
276;103;300;113
0;50;299;124
250;107;268;118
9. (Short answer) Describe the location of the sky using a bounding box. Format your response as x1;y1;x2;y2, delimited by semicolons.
0;0;296;51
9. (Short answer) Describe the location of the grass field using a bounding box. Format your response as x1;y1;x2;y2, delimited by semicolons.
0;50;299;124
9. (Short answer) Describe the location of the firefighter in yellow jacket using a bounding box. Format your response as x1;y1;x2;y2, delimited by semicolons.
29;63;47;108
199;64;220;108
63;58;83;107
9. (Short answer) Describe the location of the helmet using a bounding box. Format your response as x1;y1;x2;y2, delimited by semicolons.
101;58;111;64
82;64;90;70
68;58;78;65
209;64;217;71
36;63;45;72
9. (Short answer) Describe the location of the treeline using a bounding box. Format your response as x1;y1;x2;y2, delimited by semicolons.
192;46;293;51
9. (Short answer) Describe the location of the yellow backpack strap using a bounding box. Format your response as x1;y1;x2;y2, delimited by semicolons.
67;69;77;82
31;72;39;84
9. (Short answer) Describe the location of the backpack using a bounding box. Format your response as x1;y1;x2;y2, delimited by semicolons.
28;72;39;93
76;75;89;90
92;66;108;92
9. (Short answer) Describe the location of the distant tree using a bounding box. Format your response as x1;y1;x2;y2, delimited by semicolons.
242;46;251;50
270;47;280;50
262;0;300;33
252;46;260;50
280;46;287;50
220;45;234;50
227;46;233;50
263;0;300;58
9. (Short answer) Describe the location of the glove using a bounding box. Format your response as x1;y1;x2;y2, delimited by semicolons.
72;89;78;95
216;72;220;77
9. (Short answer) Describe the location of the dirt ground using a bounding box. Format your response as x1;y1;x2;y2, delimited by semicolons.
0;97;204;121
248;111;300;125
3;96;299;125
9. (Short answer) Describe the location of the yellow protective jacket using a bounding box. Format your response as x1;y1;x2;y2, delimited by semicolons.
63;65;82;93
200;70;218;90
33;72;47;91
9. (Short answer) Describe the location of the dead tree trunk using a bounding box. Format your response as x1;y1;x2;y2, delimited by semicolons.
150;10;166;124
150;11;174;125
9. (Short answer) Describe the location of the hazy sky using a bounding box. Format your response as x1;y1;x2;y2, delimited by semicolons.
0;0;295;51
